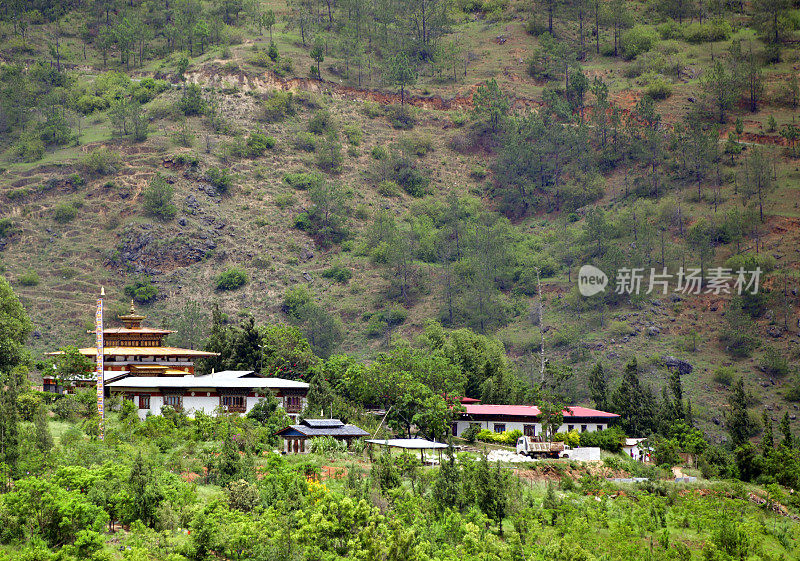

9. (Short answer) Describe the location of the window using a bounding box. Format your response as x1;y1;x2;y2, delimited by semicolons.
494;424;505;433
285;395;303;413
139;394;150;409
581;424;587;432
124;393;135;402
221;395;247;413
524;424;536;437
567;424;574;432
163;395;183;410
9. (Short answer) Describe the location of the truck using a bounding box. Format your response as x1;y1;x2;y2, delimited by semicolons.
515;437;565;458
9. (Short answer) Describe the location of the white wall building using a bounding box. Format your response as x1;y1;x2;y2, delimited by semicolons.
453;404;619;437
107;370;308;420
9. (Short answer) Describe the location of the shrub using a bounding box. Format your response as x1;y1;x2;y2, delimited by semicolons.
284;172;324;190
620;25;659;60
476;428;523;446
18;270;39;287
178;83;205;115
342;124;362;145
52;203;78;224
76;94;109;114
362;101;385;118
124;277;159;304
216;268;248;290
656;21;683;40
321;264;353;283
371;145;388;160
80;147;121;176
713;366;735;386
0;218;16;239
552;429;580;448
684;18;731;43
308;109;335;135
388;105;415;129
13;136;44;162
400;134;433;156
317;133;343;173
761;346;790;377
645;76;673;100
377;180;400;197
207;167;233;193
263;91;295;122
143;173;177;219
462;424;480;443
578;427;625;452
293;131;317;152
274;193;296;208
246;132;276;157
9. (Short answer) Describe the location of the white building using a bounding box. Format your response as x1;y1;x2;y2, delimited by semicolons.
107;370;308;420
621;438;650;461
453;404;619;437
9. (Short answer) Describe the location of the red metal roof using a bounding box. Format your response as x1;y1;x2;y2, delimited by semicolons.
463;404;619;418
460;397;481;404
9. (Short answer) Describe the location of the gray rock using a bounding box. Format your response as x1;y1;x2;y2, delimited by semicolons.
647;326;660;336
178;217;187;226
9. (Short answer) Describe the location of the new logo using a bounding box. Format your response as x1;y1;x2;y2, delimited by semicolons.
578;265;608;297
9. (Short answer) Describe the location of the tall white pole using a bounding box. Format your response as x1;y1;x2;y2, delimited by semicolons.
96;287;105;440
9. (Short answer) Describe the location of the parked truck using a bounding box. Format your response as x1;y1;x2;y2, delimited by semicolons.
515;437;565;458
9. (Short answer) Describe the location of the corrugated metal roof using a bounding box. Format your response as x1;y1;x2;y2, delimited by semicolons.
76;346;220;357
365;439;449;449
303;419;344;428
277;424;369;437
463;404;619;418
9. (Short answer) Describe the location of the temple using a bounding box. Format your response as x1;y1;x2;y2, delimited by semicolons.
45;302;308;420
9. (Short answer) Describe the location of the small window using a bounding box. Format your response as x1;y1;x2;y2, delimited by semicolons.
221;395;247;413
567;424;574;432
163;395;183;410
494;424;505;433
124;393;135;402
581;424;588;432
139;394;150;409
524;424;536;437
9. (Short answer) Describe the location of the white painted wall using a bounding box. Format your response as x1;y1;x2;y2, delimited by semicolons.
121;392;308;420
453;420;608;437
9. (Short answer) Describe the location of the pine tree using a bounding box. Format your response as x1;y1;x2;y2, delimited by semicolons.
779;412;793;449
727;378;757;448
34;404;53;453
611;358;656;435
0;371;20;472
668;369;684;421
588;362;608;410
761;410;774;455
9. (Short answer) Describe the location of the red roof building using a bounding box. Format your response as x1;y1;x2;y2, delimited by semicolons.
453;404;619;438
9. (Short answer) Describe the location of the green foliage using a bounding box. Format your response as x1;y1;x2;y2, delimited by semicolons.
321;265;353;283
620;25;659;60
475;428;522;446
215;268;248;291
207;167;234;193
52;203;77;224
263;91;295;122
0;219;15;239
684;18;732;43
124;277;159;304
308;110;336;135
579;427;625;452
142;173;177;219
178;84;205;116
80;148;121;176
17;270;39;287
761;346;789;377
245;132;276;157
284;171;324;190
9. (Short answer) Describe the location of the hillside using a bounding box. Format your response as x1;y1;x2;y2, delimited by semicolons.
1;0;800;442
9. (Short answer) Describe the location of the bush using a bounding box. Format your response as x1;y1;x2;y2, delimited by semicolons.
761;346;790;377
76;94;109;114
216;268;248;290
143;173;177;219
388;105;415;129
0;218;14;238
293;131;317;152
552;429;580;448
377;180;400;197
308;110;335;135
578;427;625;452
283;171;323;191
620;25;659;60
13;136;44;162
18;269;40;287
656;21;683;40
362;101;385;118
462;424;480;443
178;83;206;115
321;265;353;283
207;167;233;193
645;76;673;100
476;428;523;446
400;134;433;156
317;133;343;173
684;18;731;43
342;124;362;145
246;132;276;157
713;366;735;386
80;147;121;176
124;277;159;304
263;91;295;122
52;203;78;224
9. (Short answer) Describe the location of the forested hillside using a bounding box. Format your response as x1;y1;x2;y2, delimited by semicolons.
1;0;799;437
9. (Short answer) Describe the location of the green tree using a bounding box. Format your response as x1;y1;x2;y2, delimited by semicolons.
385;52;417;106
472;78;509;132
143;173;177;220
34;404;53;453
611;357;656;435
588;362;608;410
700;60;737;124
310;38;325;79
779;412;793;449
50;345;92;389
473;454;511;533
0;275;33;373
0;370;20;472
127;452;163;526
727;378;757;448
742;146;775;223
